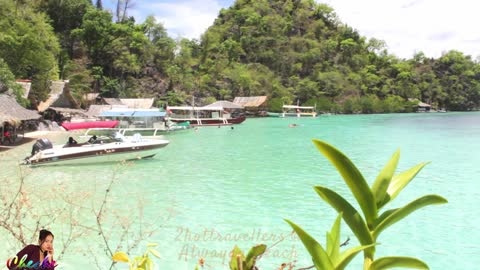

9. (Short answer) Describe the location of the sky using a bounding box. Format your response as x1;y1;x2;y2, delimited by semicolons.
103;0;479;59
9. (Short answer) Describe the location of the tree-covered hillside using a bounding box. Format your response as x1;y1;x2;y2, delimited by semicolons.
0;0;479;112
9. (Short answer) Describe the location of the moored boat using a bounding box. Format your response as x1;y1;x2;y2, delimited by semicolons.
80;123;191;140
23;132;169;166
266;112;282;117
281;105;317;117
167;106;246;126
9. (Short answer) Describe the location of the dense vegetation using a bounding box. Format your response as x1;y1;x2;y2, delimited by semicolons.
0;0;479;113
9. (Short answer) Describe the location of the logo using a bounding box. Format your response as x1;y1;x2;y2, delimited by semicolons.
6;254;57;269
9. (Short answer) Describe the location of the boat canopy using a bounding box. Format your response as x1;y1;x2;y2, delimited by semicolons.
131;111;166;117
282;105;315;109
100;110;166;117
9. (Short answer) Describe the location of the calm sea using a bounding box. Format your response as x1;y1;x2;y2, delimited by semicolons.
0;112;479;269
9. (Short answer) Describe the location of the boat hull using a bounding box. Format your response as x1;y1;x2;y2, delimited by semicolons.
26;140;169;166
280;112;317;117
170;115;246;126
266;112;281;117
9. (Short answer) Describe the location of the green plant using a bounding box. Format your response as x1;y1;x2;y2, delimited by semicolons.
312;139;447;269
112;243;161;270
286;213;375;270
229;244;266;270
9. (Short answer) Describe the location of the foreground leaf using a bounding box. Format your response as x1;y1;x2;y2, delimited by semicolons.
372;150;400;209
245;244;266;270
373;195;447;238
313;139;377;226
285;219;334;270
314;186;374;248
369;256;429;270
229;246;245;270
382;162;429;207
148;248;161;258
112;251;129;263
336;244;376;270
327;213;342;262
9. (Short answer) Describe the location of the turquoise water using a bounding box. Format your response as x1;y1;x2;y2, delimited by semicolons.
1;113;479;269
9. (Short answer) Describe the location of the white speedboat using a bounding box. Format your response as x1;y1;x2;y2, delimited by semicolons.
23;132;169;166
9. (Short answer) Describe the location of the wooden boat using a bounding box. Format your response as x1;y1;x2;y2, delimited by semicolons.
266;112;282;117
281;105;317;117
167;106;246;126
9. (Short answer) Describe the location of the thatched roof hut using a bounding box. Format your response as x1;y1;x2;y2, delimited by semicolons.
103;98;125;105
233;96;268;108
408;98;432;112
102;98;154;109
120;98;154;109
204;100;244;109
37;80;80;112
0;94;41;125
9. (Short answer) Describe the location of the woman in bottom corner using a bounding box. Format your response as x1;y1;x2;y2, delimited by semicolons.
8;229;56;269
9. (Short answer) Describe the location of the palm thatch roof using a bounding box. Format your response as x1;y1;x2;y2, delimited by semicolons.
408;98;432;108
37;81;80;112
0;94;41;123
86;104;128;117
103;98;154;109
15;80;32;98
204;100;244;109
83;93;100;101
49;107;87;115
103;98;124;105
87;105;113;117
120;98;154;109
233;96;267;107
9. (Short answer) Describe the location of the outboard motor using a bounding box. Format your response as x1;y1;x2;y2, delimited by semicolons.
31;138;53;156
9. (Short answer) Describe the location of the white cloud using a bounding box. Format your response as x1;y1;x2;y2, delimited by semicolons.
137;0;222;40
323;0;480;59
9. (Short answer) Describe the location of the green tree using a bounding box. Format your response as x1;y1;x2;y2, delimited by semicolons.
0;0;60;103
37;0;92;58
0;58;27;106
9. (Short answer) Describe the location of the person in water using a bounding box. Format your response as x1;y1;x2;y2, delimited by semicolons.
8;229;56;269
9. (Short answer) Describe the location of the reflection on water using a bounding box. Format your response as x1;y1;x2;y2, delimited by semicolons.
0;112;479;269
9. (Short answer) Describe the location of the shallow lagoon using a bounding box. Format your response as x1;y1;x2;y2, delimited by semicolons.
1;112;479;269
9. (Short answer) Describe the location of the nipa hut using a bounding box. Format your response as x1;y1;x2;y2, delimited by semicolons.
0;94;41;144
233;96;268;115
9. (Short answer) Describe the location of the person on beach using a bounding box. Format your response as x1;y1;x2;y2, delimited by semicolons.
8;229;56;269
3;129;13;144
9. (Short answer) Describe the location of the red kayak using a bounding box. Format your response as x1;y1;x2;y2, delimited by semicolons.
61;120;119;131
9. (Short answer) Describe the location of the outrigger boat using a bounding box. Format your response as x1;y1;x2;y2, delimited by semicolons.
167;106;246;126
23;131;169;166
281;105;317;117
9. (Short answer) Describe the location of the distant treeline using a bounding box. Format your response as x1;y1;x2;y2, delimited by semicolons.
0;0;479;113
